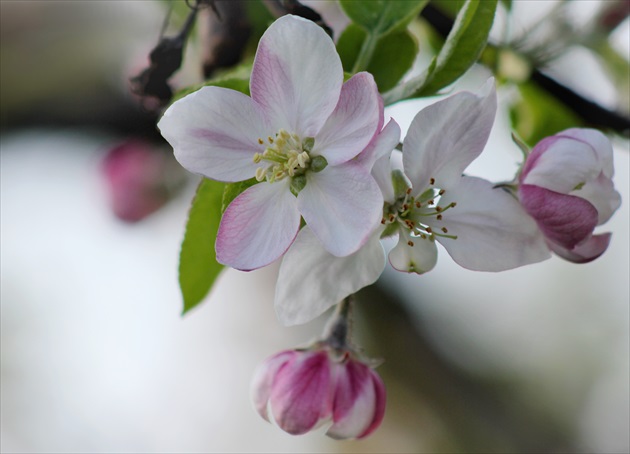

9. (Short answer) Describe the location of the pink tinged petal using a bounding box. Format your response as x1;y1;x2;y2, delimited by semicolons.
313;72;383;165
372;154;396;205
436;177;550;271
276;227;386;326
559;128;615;178
270;350;334;435
520;136;600;194
571;171;622;225
356;119;401;171
158;86;270;182
402;78;497;191
251;351;297;421
388;229;438;274
298;163;383;257
356;120;401;204
548;233;612;264
250;15;343;137
327;360;386;440
519;184;598;249
216;182;300;271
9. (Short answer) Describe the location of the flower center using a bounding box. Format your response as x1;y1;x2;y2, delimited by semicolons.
253;129;327;185
382;177;458;245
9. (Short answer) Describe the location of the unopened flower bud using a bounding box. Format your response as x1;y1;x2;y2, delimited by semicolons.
517;128;621;263
101;139;185;222
251;346;385;439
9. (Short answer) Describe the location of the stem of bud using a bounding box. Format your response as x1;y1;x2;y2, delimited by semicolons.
323;296;353;352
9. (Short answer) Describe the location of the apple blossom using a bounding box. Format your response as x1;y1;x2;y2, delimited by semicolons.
275;80;551;326
518;128;621;263
384;79;549;274
158;15;383;271
275;119;400;326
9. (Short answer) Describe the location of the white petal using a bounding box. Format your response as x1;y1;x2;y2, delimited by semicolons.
521;135;600;194
402;78;496;191
388;230;438;274
313;73;382;165
250;15;343;137
355;119;401;171
275;227;385;326
571;172;622;225
158;86;270;182
216;182;300;271
250;350;296;421
356;120;401;204
298;163;383;257
372;154;396;205
435;176;550;271
559;128;615;177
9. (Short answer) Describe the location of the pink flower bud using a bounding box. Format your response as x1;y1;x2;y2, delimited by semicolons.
251;347;385;439
518;128;621;263
102;139;184;222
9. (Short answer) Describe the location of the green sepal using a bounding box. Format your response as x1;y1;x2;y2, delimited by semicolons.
381;222;400;239
310;155;328;173
392;169;411;198
303;137;315;153
290;175;307;196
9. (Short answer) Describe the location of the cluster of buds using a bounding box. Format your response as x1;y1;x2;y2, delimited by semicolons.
250;300;385;439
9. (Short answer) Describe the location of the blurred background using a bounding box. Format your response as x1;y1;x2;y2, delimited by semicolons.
1;1;628;452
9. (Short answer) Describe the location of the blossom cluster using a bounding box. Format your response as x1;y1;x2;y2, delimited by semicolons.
158;15;621;440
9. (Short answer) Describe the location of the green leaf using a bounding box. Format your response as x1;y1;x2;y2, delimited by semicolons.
339;0;428;36
337;24;418;92
172;76;250;104
339;0;427;73
337;23;367;72
179;178;225;314
222;178;258;213
170;63;251;105
382;0;497;104
368;30;418;92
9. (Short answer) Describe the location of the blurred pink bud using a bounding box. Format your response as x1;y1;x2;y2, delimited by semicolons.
251;347;385;439
518;128;621;263
102;139;184;222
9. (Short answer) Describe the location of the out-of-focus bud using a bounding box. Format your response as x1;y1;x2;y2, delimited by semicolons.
251;346;385;439
517;128;621;263
593;0;629;36
102;139;186;222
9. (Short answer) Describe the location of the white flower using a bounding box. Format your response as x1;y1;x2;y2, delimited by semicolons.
275;80;550;325
158;15;384;271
